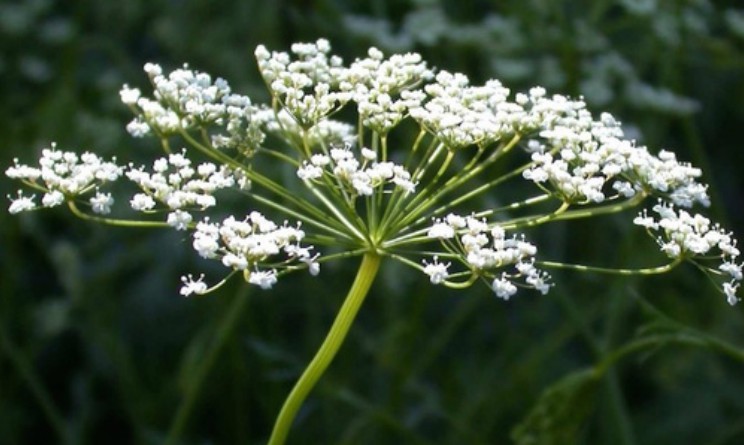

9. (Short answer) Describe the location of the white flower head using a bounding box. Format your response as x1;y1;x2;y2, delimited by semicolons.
180;274;208;297
90;191;114;215
724;281;740;306
167;210;193;230
492;275;518;300
423;256;450;284
5;145;123;202
42;190;65;208
427;219;456;239
248;269;278;290
7;191;37;214
188;213;318;292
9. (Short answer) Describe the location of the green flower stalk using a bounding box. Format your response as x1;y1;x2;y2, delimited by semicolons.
6;39;742;443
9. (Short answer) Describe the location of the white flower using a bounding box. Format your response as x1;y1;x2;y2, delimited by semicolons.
492;276;517;300
641;201;735;260
298;145;414;198
222;253;249;270
42;190;65;208
128;64;267;154
127;150;234;216
720;261;743;281
119;85;141;105
410;71;513;148
361;148;377;161
5;159;41;180
297;163;323;181
723;281;739;306
8;191;36;214
427;220;455;239
144;62;162;77
340;48;432;133
248;270;278;289
5;145;123;200
426;212;549;298
307;261;320;276
257;39;349;127
311;154;331;166
633;210;658;229
526;271;552;295
188;213;318;292
90;191;114;215
180;274;207;297
423;257;450;284
167;210;193;230
126;119;151;137
130;193;156;211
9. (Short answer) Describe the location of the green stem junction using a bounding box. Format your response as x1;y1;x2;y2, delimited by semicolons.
267;252;382;445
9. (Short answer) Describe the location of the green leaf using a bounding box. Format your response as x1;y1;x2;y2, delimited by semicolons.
511;368;600;445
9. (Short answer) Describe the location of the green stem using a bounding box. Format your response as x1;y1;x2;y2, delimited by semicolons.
538;257;683;276
267;253;382;445
501;192;647;230
67;201;172;229
595;331;744;377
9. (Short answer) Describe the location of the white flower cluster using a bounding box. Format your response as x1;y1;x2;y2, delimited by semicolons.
409;71;522;149
122;63;266;155
426;214;551;299
264;109;356;149
180;212;319;296
255;39;350;128
521;96;709;206
126;150;235;230
634;201;742;305
339;47;432;133
5;144;123;214
5;39;739;308
296;145;416;197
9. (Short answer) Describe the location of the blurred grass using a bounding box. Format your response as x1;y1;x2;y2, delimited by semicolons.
1;0;744;444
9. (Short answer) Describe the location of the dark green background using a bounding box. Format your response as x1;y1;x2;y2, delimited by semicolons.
1;1;743;444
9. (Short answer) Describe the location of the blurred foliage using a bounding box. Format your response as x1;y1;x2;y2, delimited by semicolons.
1;0;743;444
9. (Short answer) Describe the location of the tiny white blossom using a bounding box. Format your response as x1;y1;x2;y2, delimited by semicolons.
526;271;552;295
633;210;658;229
423;257;450;284
130;193;156;211
720;261;743;281
427;220;455;239
180;274;207;297
5;159;41;180
144;62;162;76
42;190;65;208
167;210;193;230
5;145;123;202
248;270;278;289
361;148;377;161
297;163;324;181
90;191;114;215
310;154;331;166
8;191;37;214
119;85;141;105
307;261;320;276
723;281;740;306
222;253;249;270
492;276;517;300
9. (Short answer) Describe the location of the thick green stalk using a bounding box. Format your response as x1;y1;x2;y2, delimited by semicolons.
267;253;382;445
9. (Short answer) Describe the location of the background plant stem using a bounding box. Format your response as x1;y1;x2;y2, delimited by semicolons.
164;285;251;445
